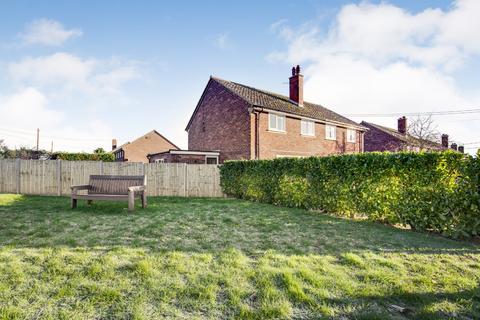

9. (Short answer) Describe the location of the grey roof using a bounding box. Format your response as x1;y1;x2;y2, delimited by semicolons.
212;77;363;128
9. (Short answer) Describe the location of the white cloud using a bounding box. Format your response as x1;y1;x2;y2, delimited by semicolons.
268;0;480;151
9;53;94;87
0;87;114;152
8;52;139;94
2;51;141;151
20;19;82;46
214;33;230;50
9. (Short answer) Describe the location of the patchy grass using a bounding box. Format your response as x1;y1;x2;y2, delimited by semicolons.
0;194;479;319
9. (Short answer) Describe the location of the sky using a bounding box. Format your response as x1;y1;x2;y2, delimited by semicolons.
0;0;479;153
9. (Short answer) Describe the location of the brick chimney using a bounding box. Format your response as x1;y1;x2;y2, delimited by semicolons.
441;134;449;149
451;143;458;151
112;139;117;151
289;65;303;106
458;145;465;153
397;116;407;135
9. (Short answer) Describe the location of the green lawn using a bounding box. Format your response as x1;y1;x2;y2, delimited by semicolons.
0;194;479;319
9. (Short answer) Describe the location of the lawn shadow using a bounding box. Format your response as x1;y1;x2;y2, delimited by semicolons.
0;194;478;257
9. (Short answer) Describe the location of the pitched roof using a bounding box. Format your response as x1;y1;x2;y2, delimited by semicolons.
361;121;443;149
113;130;179;153
186;76;365;130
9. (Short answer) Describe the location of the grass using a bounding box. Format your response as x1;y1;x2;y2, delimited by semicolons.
0;194;479;319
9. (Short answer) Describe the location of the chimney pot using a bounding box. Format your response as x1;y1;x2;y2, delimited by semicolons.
441;134;449;148
397;116;407;135
451;143;458;151
289;65;304;106
112;139;117;151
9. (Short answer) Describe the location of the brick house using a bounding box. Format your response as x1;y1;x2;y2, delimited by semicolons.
112;130;179;163
185;66;367;163
147;149;220;164
361;117;464;152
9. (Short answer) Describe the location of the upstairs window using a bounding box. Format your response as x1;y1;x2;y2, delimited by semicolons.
269;113;286;132
325;125;336;140
301;119;315;136
347;129;356;143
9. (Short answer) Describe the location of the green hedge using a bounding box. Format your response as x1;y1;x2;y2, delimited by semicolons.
51;152;115;162
220;151;480;238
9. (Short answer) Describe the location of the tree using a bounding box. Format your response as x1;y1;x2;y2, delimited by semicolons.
93;147;106;154
407;115;440;150
0;139;7;159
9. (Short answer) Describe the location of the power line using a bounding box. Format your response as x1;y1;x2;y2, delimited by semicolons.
0;127;114;142
346;108;480;117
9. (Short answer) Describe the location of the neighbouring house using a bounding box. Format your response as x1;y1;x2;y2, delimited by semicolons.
185;65;367;163
147;149;220;164
112;130;179;163
361;117;464;152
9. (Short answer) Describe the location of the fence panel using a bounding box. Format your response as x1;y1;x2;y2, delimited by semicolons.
0;159;223;197
0;159;17;193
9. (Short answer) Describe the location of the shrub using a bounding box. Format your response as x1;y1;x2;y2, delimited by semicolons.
51;152;115;162
220;151;480;238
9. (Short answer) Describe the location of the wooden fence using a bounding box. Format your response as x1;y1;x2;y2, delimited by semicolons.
0;159;224;197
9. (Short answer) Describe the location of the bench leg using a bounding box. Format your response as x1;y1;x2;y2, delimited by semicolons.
71;197;77;209
128;191;134;212
141;193;147;208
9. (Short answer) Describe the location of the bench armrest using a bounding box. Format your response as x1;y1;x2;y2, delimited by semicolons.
128;186;146;192
71;185;91;191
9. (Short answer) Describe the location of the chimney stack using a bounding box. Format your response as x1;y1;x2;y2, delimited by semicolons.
441;134;449;149
451;143;458;151
397;116;407;135
112;139;117;151
458;145;465;153
289;65;304;106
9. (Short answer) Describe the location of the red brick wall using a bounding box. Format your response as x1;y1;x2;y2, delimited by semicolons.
188;80;252;162
362;123;404;152
118;131;178;163
255;112;363;159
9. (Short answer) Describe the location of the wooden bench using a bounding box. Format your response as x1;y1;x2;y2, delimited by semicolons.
71;175;147;211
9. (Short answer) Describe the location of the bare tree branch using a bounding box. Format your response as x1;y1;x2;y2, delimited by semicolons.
407;115;440;150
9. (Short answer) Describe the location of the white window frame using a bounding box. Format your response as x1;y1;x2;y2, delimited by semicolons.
347;129;356;143
325;125;336;140
301;119;315;136
268;113;286;132
154;159;165;163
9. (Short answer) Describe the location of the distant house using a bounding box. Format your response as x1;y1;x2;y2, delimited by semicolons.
185;66;367;163
112;130;179;163
147;149;220;164
361;117;464;152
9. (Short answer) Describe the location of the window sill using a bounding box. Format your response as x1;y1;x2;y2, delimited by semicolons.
268;129;286;134
301;134;316;138
325;137;337;141
347;141;356;143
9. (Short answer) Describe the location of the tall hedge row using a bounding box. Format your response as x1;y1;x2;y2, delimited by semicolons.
220;151;480;238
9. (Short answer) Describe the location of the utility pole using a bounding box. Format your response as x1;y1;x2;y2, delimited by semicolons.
51;141;53;153
36;128;39;151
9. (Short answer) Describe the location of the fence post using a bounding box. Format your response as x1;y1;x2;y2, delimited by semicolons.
99;161;104;175
15;158;21;194
57;160;62;196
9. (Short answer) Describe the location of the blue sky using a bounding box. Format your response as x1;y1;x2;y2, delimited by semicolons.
1;0;479;153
